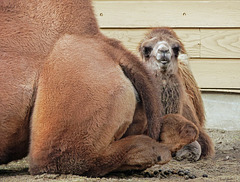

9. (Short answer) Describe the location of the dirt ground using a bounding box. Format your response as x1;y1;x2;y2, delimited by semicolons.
1;129;240;182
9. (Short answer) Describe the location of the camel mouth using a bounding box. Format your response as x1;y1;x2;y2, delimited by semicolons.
155;51;171;66
160;60;169;65
157;59;170;71
158;58;170;67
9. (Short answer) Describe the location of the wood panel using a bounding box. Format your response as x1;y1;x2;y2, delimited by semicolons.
190;59;240;89
93;1;240;28
201;89;240;94
100;28;240;59
100;28;200;57
201;29;240;58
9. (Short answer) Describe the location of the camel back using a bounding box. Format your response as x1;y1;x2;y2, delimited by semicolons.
0;0;99;57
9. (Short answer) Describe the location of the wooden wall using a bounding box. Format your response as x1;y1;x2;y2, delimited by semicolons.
93;0;240;92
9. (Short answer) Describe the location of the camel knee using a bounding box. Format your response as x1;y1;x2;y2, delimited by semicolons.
160;114;199;152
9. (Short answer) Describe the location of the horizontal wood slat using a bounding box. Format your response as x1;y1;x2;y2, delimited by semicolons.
201;29;240;58
93;1;240;28
190;59;240;89
100;28;240;59
201;89;240;94
101;28;200;57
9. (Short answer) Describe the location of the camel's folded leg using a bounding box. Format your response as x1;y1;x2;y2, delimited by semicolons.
123;102;147;137
175;141;202;161
85;135;172;176
159;114;199;152
115;114;200;174
175;129;215;161
123;113;200;162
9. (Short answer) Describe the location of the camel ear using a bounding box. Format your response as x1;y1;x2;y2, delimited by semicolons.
142;46;153;58
172;43;180;58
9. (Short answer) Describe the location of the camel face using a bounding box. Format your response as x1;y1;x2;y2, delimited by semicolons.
151;41;180;72
140;33;180;73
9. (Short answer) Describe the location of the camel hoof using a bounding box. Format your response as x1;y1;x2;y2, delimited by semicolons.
174;141;201;162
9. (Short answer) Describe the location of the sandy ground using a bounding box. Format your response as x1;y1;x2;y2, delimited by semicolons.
1;129;240;182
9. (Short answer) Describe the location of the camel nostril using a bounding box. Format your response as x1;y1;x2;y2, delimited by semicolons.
156;53;169;62
157;156;162;161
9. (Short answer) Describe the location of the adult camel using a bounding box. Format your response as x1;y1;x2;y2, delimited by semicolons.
0;0;198;176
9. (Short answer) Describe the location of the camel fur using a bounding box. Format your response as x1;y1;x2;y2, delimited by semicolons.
0;1;199;176
136;27;214;160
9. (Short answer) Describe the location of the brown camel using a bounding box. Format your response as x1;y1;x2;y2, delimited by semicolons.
0;1;198;176
135;27;215;161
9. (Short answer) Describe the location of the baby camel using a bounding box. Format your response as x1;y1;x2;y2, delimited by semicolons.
133;28;215;161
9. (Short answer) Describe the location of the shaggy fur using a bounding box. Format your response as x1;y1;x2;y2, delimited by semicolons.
179;63;205;127
0;1;198;176
139;28;205;126
137;27;214;159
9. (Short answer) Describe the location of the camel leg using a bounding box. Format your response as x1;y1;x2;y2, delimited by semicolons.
159;114;202;162
123;102;147;137
0;120;29;164
174;141;202;161
123;113;200;164
179;103;214;160
0;55;36;164
175;128;214;161
29;84;171;177
116;114;200;174
29;110;199;177
159;114;199;152
84;135;172;177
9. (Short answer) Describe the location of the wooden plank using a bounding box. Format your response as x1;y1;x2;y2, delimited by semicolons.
101;28;240;59
100;28;200;57
189;59;240;89
201;89;240;94
93;1;240;28
201;29;240;58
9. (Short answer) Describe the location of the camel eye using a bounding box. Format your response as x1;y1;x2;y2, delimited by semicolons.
172;44;180;58
142;46;153;58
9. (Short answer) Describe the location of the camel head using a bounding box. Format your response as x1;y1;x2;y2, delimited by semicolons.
139;28;184;73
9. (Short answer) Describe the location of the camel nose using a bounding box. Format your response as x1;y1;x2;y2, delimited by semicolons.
156;44;170;61
158;44;169;53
